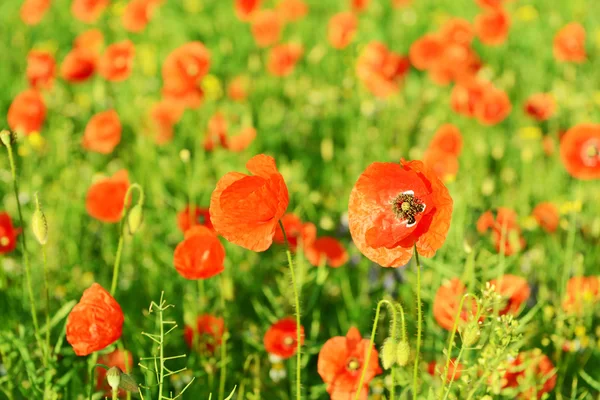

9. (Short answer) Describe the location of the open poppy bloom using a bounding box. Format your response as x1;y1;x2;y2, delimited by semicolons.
82;110;122;154
433;278;478;331
85;170;130;223
123;0;159;32
264;317;305;359
98;40;135;82
476;208;525;255
96;349;133;397
450;79;488;118
267;43;303;77
235;0;261;22
474;85;511;125
251;10;282;48
524;93;556;122
0;212;19;255
149;99;184;145
553;23;586;63
328;12;358;50
474;7;510;46
66;283;124;356
7;89;46;135
302;223;348;268
210;154;289;251
488;275;530;315
562;276;600;314
162;42;210;109
356;42;410;97
274;213;305;251
184;314;225;354
277;0;308;22
429;124;463;157
72;0;110;23
423;148;459;182
427;358;464;382
173;226;225;280
502;351;556;399
20;0;51;25
348;160;453;267
428;43;481;86
409;34;444;71
177;205;213;233
531;202;559;233
318;327;382;400
559;123;600;180
27;50;56;90
61;48;97;83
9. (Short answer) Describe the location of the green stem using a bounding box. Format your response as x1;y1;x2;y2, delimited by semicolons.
110;235;125;296
278;220;302;400
112;388;118;400
4;139;43;363
390;367;396;400
353;299;397;400
42;246;51;363
218;278;228;400
412;247;422;398
157;294;165;400
442;347;464;400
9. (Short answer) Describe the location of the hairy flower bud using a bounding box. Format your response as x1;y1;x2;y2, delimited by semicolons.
32;194;48;245
461;322;481;347
127;204;143;235
380;338;398;369
396;340;411;366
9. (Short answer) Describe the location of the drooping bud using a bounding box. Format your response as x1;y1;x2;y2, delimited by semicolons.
380;338;398;370
460;322;481;347
396;340;411;366
32;194;48;245
106;367;122;392
127;204;143;235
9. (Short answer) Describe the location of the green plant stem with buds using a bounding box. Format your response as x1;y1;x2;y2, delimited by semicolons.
412;246;422;398
2;136;44;365
278;220;302;400
353;299;398;400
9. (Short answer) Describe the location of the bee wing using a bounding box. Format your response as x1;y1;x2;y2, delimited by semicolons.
119;372;139;392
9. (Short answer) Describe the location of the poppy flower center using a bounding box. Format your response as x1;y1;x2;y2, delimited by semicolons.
581;140;599;166
392;191;425;227
346;357;361;372
0;236;9;246
283;336;295;347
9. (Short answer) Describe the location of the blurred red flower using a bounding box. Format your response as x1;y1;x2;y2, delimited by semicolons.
328;12;358;50
451;79;487;118
302;223;348;268
174;226;225;280
477;208;525;255
559;123;600;180
350;0;370;13
356;42;410;97
0;212;19;255
184;314;225;354
274;213;305;251
317;327;382;400
409;34;444;71
227;75;249;101
149;99;184;145
423;148;459;182
427;358;464;381
82;110;122;154
502;351;556;399
267;43;303;77
8;89;46;135
562;276;600;314
123;0;159;32
430;124;463;157
61;48;97;83
433;278;478;331
251;10;282;47
440;18;474;46
85;170;130;223
99;40;135;82
210;154;289;251
177;205;213;233
277;0;308;22
226;127;257;152
488;275;530;315
532;202;559;233
235;0;261;22
524;93;556;122
66;283;124;356
72;0;110;23
475;0;505;8
162;42;210;109
264;317;304;359
20;0;51;25
27;50;56;90
474;85;511;125
554;23;586;63
348;160;453;267
474;7;510;46
74;29;104;55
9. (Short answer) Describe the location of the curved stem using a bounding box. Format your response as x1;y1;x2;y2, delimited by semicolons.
278;220;302;400
353;299;396;400
412;247;422;397
395;304;407;341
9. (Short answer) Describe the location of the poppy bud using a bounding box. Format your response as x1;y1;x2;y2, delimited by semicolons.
1;130;13;146
127;204;143;235
106;366;122;392
380;338;398;369
396;340;410;366
32;209;48;245
460;322;480;347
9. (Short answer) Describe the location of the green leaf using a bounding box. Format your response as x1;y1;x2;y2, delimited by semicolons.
223;386;237;400
580;370;600;392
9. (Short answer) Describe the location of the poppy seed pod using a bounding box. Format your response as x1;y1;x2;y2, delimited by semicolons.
396;340;410;366
380;338;398;369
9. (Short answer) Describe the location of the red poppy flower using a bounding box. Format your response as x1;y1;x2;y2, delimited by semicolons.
427;358;464;381
348;160;453;267
227;75;249;101
356;42;410;97
0;212;19;255
7;89;46;135
149;99;184;145
409;34;444;71
474;85;511;125
20;0;51;25
428;44;481;86
274;213;304;251
488;275;530;315
440;18;474;46
318;327;382;400
264;317;305;359
173;226;225;280
423;148;459;182
475;0;504;8
524;93;556;122
72;0;110;23
177;205;213;233
476;211;494;234
226;127;257;152
302;223;348;268
184;314;225;353
392;0;412;8
251;10;282;48
429;124;463;157
350;0;370;13
433;278;478;331
542;135;556;157
277;0;308;22
96;349;133;396
532;202;559;233
74;29;104;55
559;123;600;180
98;40;135;82
66;283;124;356
61;48;97;83
450;79;488;117
267;43;303;77
162;42;210;109
27;50;56;90
204;112;228;151
235;0;261;22
328;12;358;50
85;170;130;223
553;23;586;63
474;8;510;46
123;0;159;32
210;154;289;252
82;110;122;154
562;276;600;314
478;208;525;256
502;351;556;399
